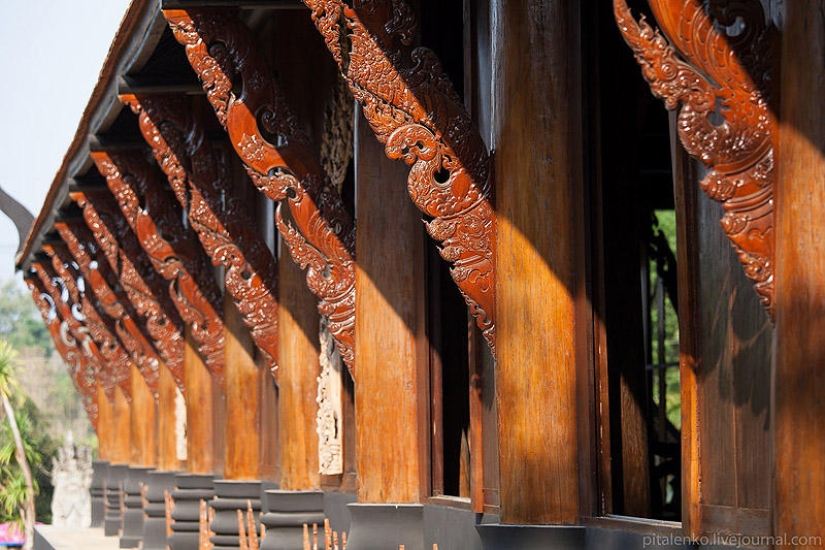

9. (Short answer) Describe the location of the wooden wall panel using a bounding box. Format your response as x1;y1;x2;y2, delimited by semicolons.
130;363;157;467
157;364;183;472
224;294;261;480
775;2;825;542
694;187;772;535
97;385;114;462
113;386;132;464
354;114;428;503
185;327;217;475
278;250;321;490
492;0;581;524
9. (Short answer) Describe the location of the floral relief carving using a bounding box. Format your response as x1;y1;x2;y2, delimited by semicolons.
614;0;776;317
302;0;496;352
26;274;99;428
91;150;227;384
55;220;162;397
121;94;280;377
164;8;357;376
40;248;132;401
71;191;187;389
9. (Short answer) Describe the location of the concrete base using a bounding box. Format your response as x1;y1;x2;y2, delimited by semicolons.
477;524;585;550
345;503;425;550
209;480;267;550
260;490;325;550
119;467;153;548
141;470;178;550
103;464;128;537
168;474;215;550
90;461;109;528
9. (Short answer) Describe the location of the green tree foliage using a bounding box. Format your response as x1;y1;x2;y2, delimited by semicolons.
0;281;53;357
0;396;57;524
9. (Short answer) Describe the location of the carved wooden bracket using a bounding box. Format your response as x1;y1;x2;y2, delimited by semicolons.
71;190;187;390
40;247;132;401
302;0;497;352
120;94;280;378
163;8;357;376
91;150;227;384
614;0;776;318
55;220;162;397
25;273;99;429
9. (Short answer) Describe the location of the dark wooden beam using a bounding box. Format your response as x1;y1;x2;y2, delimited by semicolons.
161;0;304;9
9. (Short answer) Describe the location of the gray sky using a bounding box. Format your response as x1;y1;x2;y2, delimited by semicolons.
0;1;133;286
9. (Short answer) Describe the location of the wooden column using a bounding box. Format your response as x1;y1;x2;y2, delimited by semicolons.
278;246;320;490
112;386;132;464
157;364;183;471
185;327;218;475
354;115;428;503
130;363;158;467
775;3;825;543
97;385;115;462
492;0;580;524
224;294;261;480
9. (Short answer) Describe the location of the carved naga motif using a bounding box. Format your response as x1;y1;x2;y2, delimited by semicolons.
55;220;162;397
163;8;357;375
91;150;226;384
41;247;132;401
25;274;99;429
121;94;280;377
614;0;776;317
71;191;187;389
303;0;497;352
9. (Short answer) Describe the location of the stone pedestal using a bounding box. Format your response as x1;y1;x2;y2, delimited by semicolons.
91;460;109;527
142;470;178;550
260;490;325;550
345;503;424;550
209;480;265;550
119;467;153;548
168;474;215;550
103;464;128;537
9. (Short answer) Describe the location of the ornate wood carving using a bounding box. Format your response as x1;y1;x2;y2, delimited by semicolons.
614;0;776;317
120;94;280;377
302;0;497;351
40;248;132;401
25;273;99;429
316;317;343;475
91;150;227;383
163;8;357;375
72;190;187;389
55;220;162;397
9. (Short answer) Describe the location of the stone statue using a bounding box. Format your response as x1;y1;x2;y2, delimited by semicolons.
50;439;93;527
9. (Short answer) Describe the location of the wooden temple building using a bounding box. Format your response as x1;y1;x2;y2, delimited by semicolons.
16;0;824;548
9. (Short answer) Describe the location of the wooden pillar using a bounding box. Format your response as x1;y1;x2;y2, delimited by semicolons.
354;114;428;503
775;3;825;543
131;363;157;467
157;364;183;471
185;327;217;475
492;0;581;523
224;294;261;480
278;246;320;490
97;385;115;462
112;386;132;464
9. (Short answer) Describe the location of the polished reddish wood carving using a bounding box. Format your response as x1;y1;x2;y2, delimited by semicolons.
71;190;187;389
55;220;162;396
614;0;775;317
41;247;132;401
25;273;99;428
302;0;496;351
121;94;280;377
163;8;357;375
91;150;227;383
